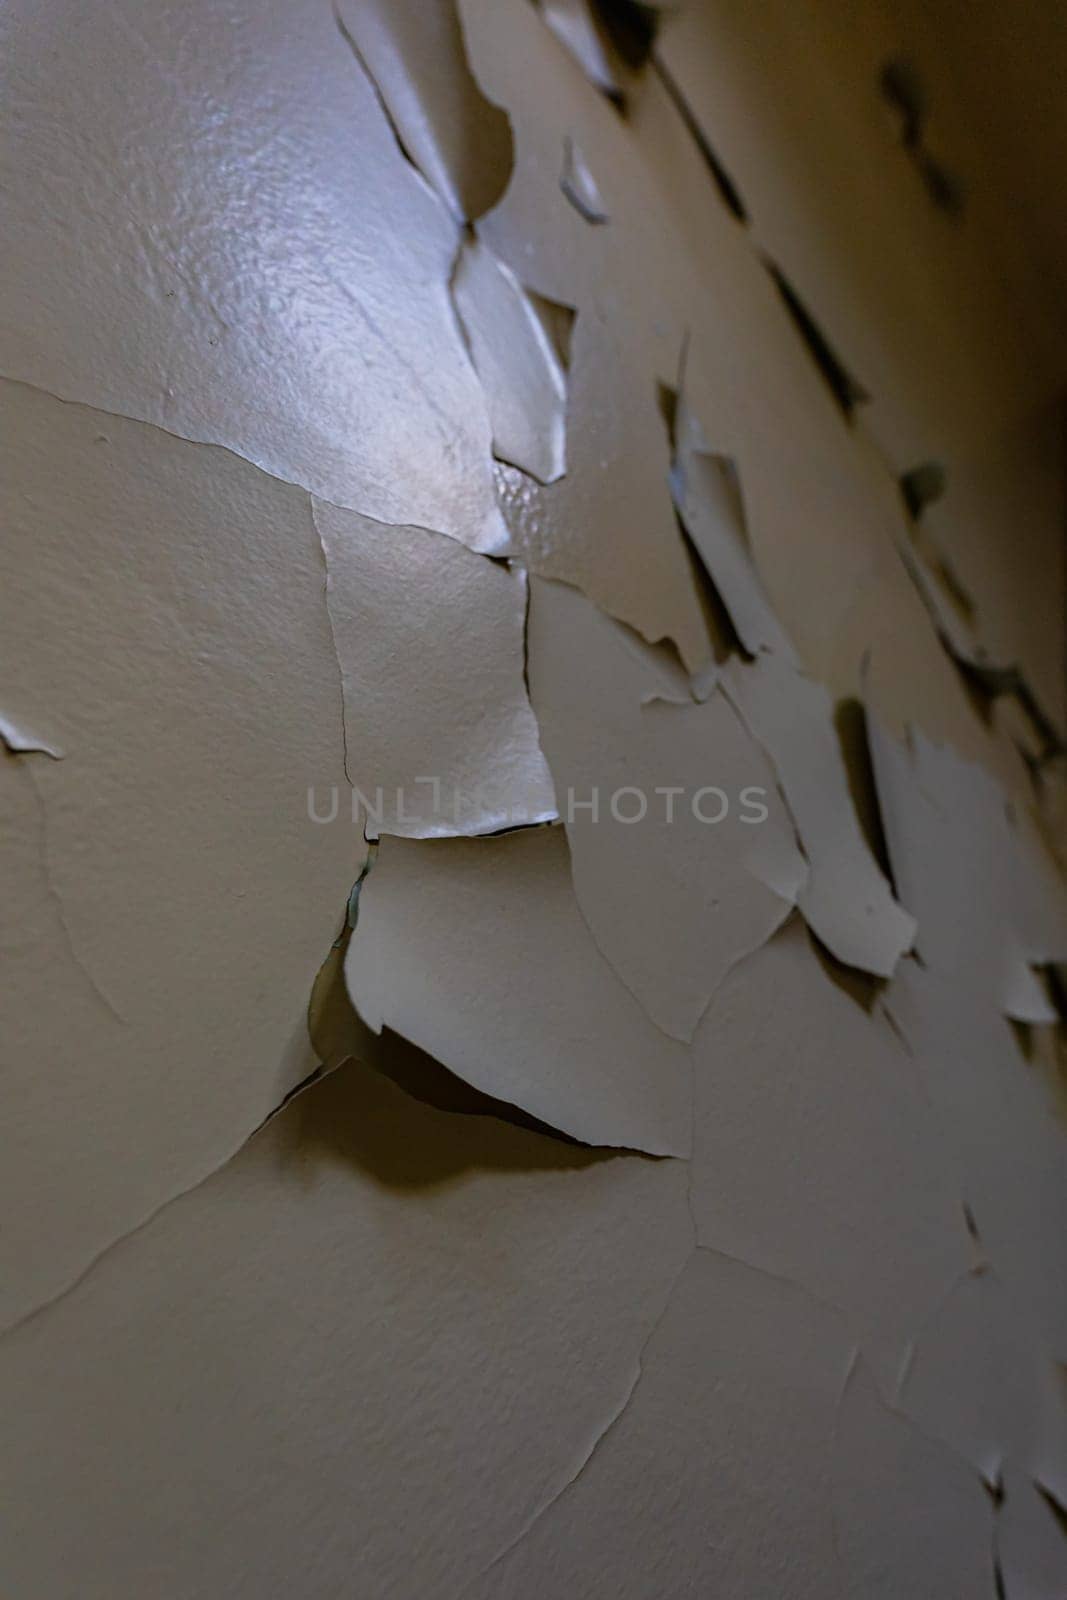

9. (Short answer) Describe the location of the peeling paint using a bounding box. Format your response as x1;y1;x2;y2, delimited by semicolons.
2;0;1066;1588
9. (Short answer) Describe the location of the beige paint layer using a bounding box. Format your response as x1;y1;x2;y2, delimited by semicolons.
1;0;1066;1588
313;498;555;838
0;1065;692;1599
344;826;692;1155
0;380;359;1328
0;0;508;551
527;576;805;1041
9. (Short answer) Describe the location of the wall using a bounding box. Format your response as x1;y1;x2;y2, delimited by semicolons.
2;1;1066;1594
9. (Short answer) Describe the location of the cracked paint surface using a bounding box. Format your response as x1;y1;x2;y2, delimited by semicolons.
2;0;1067;1593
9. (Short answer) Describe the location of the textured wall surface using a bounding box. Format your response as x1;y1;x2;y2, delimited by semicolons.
2;1;1066;1595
